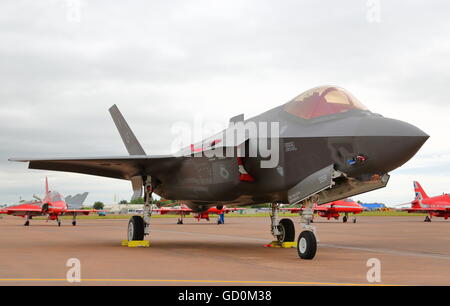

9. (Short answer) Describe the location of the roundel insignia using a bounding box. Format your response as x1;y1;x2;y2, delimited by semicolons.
220;167;230;179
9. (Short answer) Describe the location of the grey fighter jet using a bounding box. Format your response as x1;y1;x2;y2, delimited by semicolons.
10;86;428;259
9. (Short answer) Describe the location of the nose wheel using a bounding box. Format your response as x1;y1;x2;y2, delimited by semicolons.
296;196;319;259
297;231;317;260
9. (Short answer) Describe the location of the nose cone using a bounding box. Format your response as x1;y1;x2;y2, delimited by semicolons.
356;117;429;173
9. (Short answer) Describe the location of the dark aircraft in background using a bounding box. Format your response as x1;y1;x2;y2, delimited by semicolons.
10;86;428;259
402;181;450;222
0;178;91;226
281;198;364;223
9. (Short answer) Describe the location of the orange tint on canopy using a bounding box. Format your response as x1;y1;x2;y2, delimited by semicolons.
284;86;368;119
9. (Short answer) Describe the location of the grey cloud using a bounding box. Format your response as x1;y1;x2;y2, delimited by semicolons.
0;0;449;203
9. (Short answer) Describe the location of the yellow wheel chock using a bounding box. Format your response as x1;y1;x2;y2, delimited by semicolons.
121;240;150;248
264;241;297;248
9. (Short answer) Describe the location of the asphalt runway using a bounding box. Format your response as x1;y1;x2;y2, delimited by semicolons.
0;215;449;286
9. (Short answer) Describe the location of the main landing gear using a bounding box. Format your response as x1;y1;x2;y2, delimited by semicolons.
424;215;432;222
342;214;357;223
270;204;295;244
127;180;152;242
24;215;30;226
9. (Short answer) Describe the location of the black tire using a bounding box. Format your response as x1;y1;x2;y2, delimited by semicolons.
353;218;357;224
58;221;61;227
343;216;348;223
24;221;30;226
128;216;145;241
277;218;295;242
297;231;317;260
72;221;77;226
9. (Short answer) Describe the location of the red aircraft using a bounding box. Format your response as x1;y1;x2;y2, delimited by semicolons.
402;181;450;222
0;178;94;226
154;203;244;224
282;198;364;223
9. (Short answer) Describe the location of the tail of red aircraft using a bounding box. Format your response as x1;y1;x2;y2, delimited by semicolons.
45;177;49;195
414;181;429;200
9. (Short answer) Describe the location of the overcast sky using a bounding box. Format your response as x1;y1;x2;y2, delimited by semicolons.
0;0;449;206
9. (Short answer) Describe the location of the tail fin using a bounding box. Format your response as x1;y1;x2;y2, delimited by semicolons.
109;105;147;201
109;105;146;156
65;192;89;209
45;177;49;195
414;181;429;200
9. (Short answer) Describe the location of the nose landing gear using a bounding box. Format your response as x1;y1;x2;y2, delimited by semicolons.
296;196;318;260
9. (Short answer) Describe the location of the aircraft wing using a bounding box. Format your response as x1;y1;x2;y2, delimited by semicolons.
403;207;448;213
9;155;185;180
1;207;43;216
62;209;99;216
281;205;325;213
154;207;193;215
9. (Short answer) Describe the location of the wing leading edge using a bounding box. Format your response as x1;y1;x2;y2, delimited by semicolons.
9;155;185;181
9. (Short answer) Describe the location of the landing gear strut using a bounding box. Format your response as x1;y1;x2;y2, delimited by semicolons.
72;213;77;226
297;196;318;260
270;204;295;243
24;215;30;226
128;178;153;241
177;214;184;225
343;213;348;223
424;215;432;222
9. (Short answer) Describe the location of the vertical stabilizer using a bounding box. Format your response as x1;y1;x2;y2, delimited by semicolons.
414;181;429;200
109;105;147;201
45;177;49;195
109;105;146;156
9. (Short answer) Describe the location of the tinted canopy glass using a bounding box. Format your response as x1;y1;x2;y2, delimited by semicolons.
49;192;63;202
284;86;368;120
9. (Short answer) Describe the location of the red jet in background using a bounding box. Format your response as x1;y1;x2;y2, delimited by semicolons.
0;178;93;226
154;203;245;224
282;198;364;223
402;181;450;222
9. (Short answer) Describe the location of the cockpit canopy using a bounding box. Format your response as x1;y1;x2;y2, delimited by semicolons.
48;191;64;202
284;86;368;120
